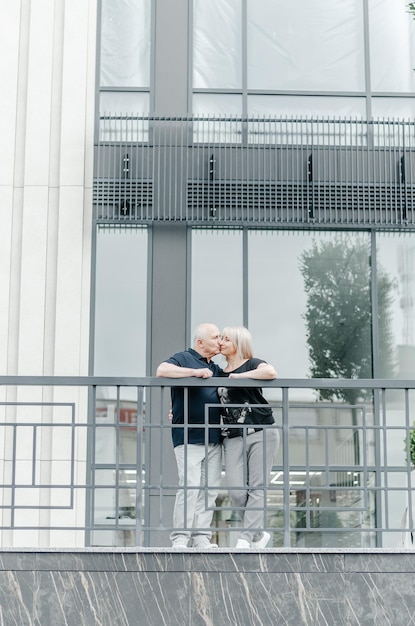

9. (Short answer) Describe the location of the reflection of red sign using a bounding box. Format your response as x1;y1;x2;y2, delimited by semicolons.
119;408;137;426
95;405;143;431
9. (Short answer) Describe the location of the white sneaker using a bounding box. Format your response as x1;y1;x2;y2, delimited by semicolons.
192;537;218;549
171;536;190;549
235;539;251;549
251;531;271;549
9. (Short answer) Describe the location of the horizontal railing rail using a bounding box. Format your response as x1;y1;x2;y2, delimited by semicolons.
0;376;414;549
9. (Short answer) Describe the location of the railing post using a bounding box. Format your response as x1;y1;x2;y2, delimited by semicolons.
135;386;144;546
282;387;291;547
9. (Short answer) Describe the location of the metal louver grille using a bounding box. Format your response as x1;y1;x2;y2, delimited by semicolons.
93;116;415;229
93;180;153;220
187;181;412;225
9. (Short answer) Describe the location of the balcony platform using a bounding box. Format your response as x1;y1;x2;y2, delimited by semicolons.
1;547;414;625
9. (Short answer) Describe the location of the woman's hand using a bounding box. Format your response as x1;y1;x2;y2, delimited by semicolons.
229;364;277;380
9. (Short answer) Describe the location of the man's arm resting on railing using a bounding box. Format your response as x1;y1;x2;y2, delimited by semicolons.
156;362;213;379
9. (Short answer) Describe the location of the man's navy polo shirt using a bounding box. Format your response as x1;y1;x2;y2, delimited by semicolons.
166;348;223;448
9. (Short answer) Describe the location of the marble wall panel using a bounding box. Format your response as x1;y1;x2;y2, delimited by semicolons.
345;572;415;626
0;549;415;625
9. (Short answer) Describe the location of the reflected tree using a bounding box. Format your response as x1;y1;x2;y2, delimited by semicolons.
300;235;394;463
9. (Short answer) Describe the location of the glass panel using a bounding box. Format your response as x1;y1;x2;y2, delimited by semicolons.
378;388;415;548
93;385;143;546
369;0;415;92
92;469;137;547
100;0;151;88
95;388;141;464
193;94;243;117
247;229;378;549
193;0;242;89
247;0;365;91
369;115;415;152
191;229;243;351
94;227;147;376
377;234;415;379
193;95;243;142
270;397;374;549
248;95;366;119
247;96;367;145
248;231;373;396
370;104;415;152
99;93;150;142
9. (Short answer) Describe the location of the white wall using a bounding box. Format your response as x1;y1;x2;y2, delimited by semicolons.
0;0;98;547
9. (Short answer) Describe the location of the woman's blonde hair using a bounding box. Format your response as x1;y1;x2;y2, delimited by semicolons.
221;326;253;360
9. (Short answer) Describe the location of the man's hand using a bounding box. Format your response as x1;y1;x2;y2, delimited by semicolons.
193;368;213;378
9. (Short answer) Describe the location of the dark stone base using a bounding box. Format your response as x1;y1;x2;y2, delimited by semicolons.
1;548;415;625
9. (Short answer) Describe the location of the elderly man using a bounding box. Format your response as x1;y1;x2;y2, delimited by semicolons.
156;322;223;549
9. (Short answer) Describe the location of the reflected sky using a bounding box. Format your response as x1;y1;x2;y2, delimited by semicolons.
94;227;147;376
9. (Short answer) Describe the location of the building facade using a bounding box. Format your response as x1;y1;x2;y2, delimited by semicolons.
2;0;415;548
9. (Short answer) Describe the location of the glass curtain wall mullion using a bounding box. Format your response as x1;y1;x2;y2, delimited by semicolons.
150;0;157;114
242;0;248;122
95;0;104;142
243;228;249;326
186;226;192;347
362;0;372;120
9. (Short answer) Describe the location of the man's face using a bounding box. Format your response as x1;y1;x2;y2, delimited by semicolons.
197;325;221;360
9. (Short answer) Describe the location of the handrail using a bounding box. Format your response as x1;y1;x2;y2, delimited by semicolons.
1;376;415;388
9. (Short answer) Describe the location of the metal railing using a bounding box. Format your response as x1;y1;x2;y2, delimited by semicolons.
0;376;415;549
94;115;415;227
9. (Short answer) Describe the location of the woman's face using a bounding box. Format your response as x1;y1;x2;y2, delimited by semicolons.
219;334;237;357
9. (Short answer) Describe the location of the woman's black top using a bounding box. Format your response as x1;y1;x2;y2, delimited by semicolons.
218;358;275;438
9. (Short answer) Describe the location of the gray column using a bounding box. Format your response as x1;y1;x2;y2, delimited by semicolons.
153;0;190;115
147;223;189;546
145;0;191;546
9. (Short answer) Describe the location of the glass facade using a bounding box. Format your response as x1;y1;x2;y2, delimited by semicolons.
94;227;147;377
99;0;151;115
246;0;365;92
98;0;415;118
377;235;415;379
368;0;415;92
191;229;244;333
192;0;415;118
92;0;415;548
92;225;415;548
193;0;242;90
190;229;415;385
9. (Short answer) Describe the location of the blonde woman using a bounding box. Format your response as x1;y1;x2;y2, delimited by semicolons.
218;326;280;549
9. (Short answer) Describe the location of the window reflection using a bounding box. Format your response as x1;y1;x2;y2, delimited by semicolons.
191;229;243;335
247;0;365;91
193;0;242;89
247;98;366;145
100;0;151;88
378;235;415;379
248;231;379;385
92;386;144;547
94;226;147;376
369;0;415;92
99;93;150;142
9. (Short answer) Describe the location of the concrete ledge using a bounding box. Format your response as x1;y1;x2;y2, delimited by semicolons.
0;549;414;625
